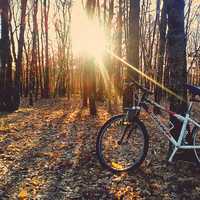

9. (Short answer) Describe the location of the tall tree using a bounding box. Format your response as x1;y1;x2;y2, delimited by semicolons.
83;0;97;115
154;0;167;113
167;0;188;157
114;0;122;98
167;0;187;119
43;0;50;98
15;0;28;108
123;0;140;108
29;0;39;105
0;0;19;112
0;0;12;89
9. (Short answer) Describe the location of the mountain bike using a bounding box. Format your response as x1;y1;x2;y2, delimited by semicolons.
96;80;200;172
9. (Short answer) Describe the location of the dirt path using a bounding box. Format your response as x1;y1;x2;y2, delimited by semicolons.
0;98;200;199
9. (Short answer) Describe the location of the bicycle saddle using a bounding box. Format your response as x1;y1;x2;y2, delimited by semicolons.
185;84;200;96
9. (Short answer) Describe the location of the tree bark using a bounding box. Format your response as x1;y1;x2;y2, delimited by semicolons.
15;0;28;109
84;0;97;115
43;0;50;98
114;0;122;98
29;0;38;106
167;0;187;114
123;0;140;108
154;0;167;113
0;0;20;112
167;0;189;160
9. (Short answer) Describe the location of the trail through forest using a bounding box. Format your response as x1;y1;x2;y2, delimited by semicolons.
0;98;200;199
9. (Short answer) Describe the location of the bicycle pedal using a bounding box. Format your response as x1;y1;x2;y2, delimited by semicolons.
182;141;189;145
122;121;130;125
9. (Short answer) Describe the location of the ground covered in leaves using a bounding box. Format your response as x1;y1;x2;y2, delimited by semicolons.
0;98;200;200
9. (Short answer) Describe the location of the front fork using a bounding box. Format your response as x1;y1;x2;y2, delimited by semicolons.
118;107;141;145
118;124;132;145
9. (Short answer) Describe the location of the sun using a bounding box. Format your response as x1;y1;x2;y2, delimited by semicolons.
71;1;106;63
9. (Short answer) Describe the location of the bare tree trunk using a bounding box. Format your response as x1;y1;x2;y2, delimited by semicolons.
37;24;43;98
154;0;167;113
167;0;188;160
43;0;50;98
83;0;97;115
0;0;25;112
82;59;88;107
15;0;28;108
0;0;12;89
0;0;13;111
123;0;140;108
29;0;38;106
167;0;187;115
88;58;97;115
114;0;123;99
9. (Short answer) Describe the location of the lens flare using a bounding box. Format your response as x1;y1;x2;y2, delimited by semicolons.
107;50;186;102
71;2;106;63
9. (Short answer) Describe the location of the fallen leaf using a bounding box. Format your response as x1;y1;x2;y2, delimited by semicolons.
18;189;28;200
112;162;123;170
0;135;6;142
31;177;41;186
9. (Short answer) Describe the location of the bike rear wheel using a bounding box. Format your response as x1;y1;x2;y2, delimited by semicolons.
96;114;149;172
192;126;200;163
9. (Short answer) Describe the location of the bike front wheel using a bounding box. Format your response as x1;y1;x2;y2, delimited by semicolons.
96;114;149;172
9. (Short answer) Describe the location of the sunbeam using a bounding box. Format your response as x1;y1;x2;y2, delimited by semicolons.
107;50;186;102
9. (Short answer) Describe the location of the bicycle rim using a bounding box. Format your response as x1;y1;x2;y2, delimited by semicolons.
98;115;147;171
193;127;200;163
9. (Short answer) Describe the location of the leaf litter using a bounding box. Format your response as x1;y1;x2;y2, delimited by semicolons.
0;98;199;199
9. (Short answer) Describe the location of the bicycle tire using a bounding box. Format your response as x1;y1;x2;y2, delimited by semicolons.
192;126;200;163
96;114;149;172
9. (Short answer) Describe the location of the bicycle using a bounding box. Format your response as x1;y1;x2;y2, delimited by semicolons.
96;80;200;172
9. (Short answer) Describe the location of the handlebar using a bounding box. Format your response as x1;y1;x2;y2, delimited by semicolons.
130;79;153;96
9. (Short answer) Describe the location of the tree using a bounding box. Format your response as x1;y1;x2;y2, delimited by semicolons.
43;0;50;98
154;0;167;113
123;0;140;108
167;0;188;158
15;0;28;108
82;0;97;115
54;0;72;98
29;0;39;105
0;0;19;112
114;0;123;99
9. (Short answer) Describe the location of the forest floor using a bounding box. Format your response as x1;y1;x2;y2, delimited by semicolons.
0;98;200;200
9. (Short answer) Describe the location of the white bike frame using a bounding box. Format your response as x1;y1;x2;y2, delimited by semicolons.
135;100;200;162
